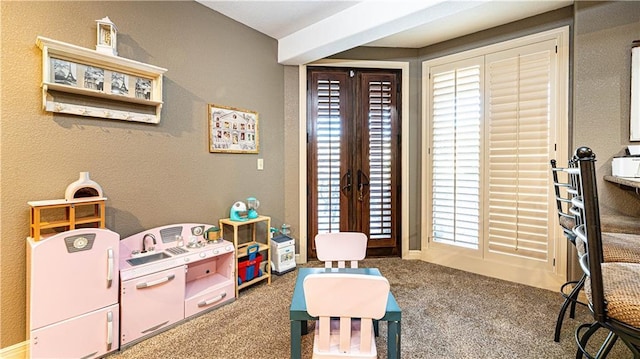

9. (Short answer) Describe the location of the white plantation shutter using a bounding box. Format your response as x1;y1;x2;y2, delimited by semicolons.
485;41;556;261
430;58;482;247
368;80;393;240
316;78;342;233
424;29;568;288
427;39;558;264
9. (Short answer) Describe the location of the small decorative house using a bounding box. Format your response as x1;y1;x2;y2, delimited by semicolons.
96;16;118;56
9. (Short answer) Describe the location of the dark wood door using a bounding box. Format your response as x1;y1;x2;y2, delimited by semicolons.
307;67;401;258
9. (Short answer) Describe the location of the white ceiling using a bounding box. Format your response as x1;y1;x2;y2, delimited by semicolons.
196;0;572;65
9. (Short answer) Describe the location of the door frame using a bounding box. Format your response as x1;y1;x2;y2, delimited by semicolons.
297;59;411;263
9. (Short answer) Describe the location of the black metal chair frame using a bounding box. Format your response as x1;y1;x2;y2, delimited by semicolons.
572;147;640;359
551;158;588;342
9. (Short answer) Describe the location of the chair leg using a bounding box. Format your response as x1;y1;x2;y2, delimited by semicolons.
555;281;578;342
569;295;579;319
575;322;602;359
615;334;640;358
627;344;640;358
595;332;618;359
569;274;587;319
625;342;640;357
555;276;586;342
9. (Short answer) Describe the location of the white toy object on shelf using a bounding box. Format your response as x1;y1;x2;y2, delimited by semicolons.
270;234;296;275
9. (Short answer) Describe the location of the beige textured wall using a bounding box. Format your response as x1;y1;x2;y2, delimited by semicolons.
574;1;640;218
0;1;284;346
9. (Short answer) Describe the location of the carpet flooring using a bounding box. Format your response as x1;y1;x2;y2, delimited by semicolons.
108;258;633;358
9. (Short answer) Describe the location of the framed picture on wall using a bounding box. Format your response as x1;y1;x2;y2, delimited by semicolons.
208;104;259;153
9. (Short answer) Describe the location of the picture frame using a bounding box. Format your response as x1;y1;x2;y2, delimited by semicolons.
50;57;152;99
208;104;259;153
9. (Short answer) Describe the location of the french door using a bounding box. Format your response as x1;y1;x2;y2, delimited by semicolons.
307;67;401;258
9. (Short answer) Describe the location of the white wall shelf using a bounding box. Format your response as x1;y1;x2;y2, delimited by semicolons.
36;36;167;124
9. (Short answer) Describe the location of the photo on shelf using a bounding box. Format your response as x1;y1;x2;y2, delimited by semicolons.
51;58;77;86
135;77;152;100
83;66;105;91
111;71;129;95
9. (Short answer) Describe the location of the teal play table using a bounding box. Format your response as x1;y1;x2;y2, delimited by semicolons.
289;267;402;358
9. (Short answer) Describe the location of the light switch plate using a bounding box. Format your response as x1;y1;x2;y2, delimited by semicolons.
257;158;264;170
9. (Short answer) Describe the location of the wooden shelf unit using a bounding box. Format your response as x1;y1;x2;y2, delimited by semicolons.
219;215;271;297
36;36;167;124
28;197;106;240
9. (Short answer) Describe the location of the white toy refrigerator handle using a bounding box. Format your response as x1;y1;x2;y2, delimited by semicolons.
106;248;114;288
106;311;113;350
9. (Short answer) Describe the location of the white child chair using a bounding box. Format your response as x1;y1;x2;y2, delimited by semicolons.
304;273;390;358
314;232;368;268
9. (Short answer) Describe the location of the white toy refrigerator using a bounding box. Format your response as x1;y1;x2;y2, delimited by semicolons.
27;228;120;358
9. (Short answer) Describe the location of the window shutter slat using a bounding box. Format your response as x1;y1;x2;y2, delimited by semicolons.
430;63;482;247
486;44;553;260
316;79;342;233
368;80;394;240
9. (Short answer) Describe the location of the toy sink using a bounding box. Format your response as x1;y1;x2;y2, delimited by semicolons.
126;252;172;266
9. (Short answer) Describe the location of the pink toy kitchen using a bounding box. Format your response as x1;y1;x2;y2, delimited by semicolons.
26;173;237;358
118;223;235;347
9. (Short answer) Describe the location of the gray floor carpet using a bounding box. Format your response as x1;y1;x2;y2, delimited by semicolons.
109;258;633;358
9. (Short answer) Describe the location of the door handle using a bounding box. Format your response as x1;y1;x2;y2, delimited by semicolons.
341;169;352;196
357;170;370;201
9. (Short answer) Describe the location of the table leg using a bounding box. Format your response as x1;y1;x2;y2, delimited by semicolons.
387;320;401;359
290;320;302;359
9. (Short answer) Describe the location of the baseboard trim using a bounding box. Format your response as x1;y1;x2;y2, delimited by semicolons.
0;340;29;359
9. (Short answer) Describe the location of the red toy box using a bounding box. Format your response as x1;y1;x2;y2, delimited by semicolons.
237;244;263;284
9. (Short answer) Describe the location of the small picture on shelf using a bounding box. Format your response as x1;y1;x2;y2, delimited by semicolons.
135;77;152;100
51;58;77;86
83;66;104;91
111;71;129;95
